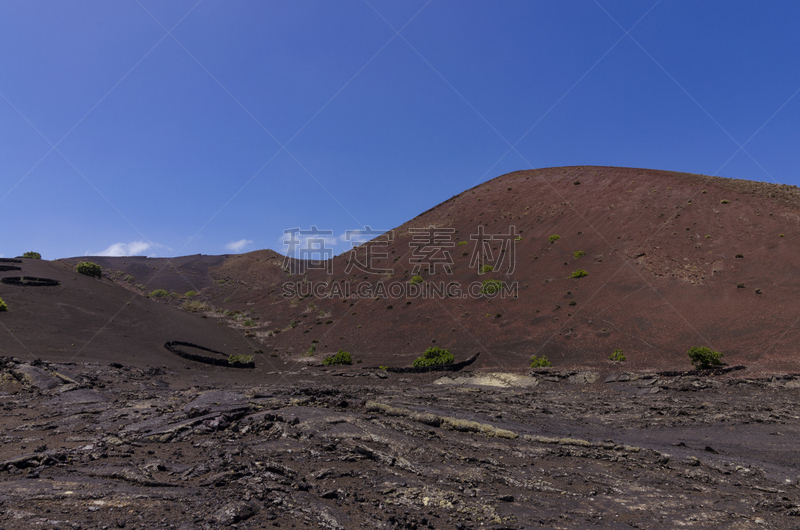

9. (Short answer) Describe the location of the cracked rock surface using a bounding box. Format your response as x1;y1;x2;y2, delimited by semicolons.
2;357;800;528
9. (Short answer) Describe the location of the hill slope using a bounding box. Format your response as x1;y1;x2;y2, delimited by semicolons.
221;166;800;373
0;258;273;381
47;166;800;374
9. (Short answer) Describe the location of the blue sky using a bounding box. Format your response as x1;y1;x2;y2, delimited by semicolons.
1;1;799;259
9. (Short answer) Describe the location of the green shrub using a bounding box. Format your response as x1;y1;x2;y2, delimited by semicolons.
184;301;210;312
22;252;41;259
530;355;552;368
0;297;7;312
720;199;729;204
573;250;586;258
480;264;494;273
456;241;468;246
228;354;253;364
412;347;454;368
124;275;135;283
243;319;255;327
379;365;388;371
185;290;198;298
322;349;352;366
409;275;424;286
687;346;723;370
76;261;102;278
305;343;317;356
570;269;588;278
169;292;180;298
480;279;503;294
548;234;561;243
148;289;168;298
609;349;626;362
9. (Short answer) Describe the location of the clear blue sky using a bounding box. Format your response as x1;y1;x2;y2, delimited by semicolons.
2;1;799;259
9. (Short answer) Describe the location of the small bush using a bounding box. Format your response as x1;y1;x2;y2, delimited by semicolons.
412;347;454;368
480;279;504;294
409;275;424;286
228;354;253;364
456;241;468;246
76;261;102;278
305;343;317;356
530;355;552;368
720;199;729;204
22;252;41;259
124;275;135;283
609;349;626;362
570;269;589;278
548;234;561;243
379;365;388;371
149;289;168;298
184;301;210;312
573;250;586;258
185;290;197;298
322;349;352;366
243;319;255;327
480;264;494;273
568;300;577;306
687;346;723;370
0;297;7;312
735;254;744;259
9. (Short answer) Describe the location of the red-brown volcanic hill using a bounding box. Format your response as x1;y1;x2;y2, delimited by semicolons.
211;166;800;374
0;258;276;381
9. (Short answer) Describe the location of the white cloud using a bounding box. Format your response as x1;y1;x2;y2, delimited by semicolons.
225;239;253;252
96;241;152;257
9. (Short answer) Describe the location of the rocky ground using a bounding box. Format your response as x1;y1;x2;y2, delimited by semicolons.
3;358;800;529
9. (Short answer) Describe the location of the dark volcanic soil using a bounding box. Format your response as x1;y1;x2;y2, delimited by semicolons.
3;357;800;529
0;258;265;376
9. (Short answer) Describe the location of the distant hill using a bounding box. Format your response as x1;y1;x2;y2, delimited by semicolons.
0;257;268;380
